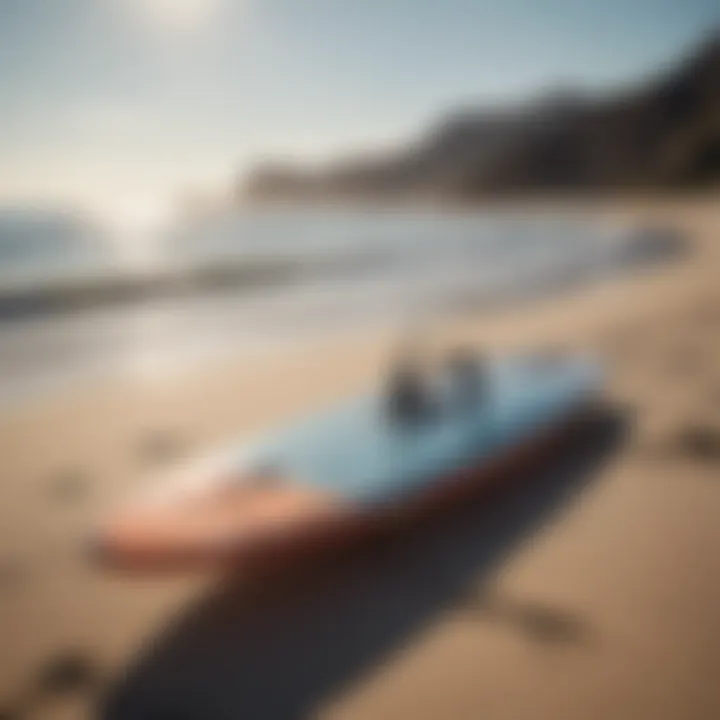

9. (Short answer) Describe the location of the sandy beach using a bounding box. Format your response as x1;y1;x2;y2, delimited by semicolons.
1;196;719;720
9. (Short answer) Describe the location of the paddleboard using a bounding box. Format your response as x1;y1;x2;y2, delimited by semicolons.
90;352;602;572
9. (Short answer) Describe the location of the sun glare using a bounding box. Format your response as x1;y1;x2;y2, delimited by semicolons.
129;0;225;35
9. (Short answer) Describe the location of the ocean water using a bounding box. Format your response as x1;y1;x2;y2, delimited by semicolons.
0;206;678;405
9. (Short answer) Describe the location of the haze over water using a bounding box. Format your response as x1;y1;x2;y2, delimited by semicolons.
0;206;673;405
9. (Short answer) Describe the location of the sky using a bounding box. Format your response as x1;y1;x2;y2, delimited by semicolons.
0;0;717;229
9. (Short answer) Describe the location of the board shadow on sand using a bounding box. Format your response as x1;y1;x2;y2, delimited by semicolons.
458;587;594;645
102;407;628;720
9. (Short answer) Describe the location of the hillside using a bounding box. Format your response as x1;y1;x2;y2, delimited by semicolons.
242;33;720;201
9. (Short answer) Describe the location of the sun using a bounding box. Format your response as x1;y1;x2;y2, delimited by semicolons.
129;0;225;35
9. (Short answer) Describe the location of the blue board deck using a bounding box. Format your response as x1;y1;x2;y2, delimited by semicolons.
238;354;602;507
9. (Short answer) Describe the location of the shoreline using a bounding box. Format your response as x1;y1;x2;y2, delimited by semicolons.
1;196;709;422
0;198;681;323
0;200;688;413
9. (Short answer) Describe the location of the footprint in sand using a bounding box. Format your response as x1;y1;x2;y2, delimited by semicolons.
510;602;590;644
33;651;101;698
49;470;89;502
458;588;591;646
0;651;103;720
137;430;186;467
667;422;720;463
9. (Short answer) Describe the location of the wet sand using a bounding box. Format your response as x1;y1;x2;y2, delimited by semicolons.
1;196;719;719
